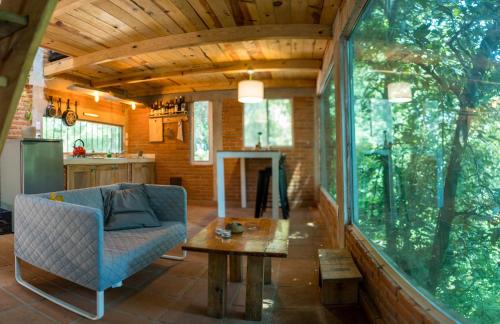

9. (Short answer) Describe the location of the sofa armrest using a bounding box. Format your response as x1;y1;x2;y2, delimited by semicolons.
14;195;104;291
145;185;187;226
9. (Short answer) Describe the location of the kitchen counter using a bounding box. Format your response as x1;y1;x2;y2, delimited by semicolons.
64;157;155;165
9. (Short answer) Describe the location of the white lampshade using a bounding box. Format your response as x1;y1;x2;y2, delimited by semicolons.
238;80;264;103
388;82;412;103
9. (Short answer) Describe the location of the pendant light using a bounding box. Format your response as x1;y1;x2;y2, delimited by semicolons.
238;69;264;103
388;81;412;103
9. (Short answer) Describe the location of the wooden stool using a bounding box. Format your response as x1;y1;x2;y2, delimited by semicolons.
318;249;362;305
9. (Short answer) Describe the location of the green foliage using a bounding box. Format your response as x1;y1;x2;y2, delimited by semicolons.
244;99;293;147
350;0;499;322
193;101;210;162
320;74;337;199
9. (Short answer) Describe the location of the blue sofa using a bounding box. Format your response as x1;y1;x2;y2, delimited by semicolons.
14;184;188;320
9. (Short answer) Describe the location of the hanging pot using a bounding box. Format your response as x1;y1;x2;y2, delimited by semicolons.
57;98;62;117
72;139;86;158
62;99;77;126
74;100;79;119
45;96;56;117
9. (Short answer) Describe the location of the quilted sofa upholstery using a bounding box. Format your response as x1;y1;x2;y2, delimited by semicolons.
14;184;187;291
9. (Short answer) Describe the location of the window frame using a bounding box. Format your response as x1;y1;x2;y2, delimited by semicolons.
242;98;294;149
190;100;213;165
42;117;124;154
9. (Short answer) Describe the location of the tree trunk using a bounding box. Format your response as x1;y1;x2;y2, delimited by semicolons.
426;23;498;291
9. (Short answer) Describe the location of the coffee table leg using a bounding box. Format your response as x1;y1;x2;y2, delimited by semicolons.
246;256;264;321
208;253;227;318
264;257;272;285
229;255;243;282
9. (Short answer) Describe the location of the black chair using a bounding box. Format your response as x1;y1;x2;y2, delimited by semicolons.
254;155;289;219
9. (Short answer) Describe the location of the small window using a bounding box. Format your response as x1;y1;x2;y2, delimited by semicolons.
42;117;123;153
244;99;293;148
191;101;213;164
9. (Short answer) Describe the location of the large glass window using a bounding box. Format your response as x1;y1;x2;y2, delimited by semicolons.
191;101;212;164
350;0;499;322
320;73;337;200
43;117;123;153
244;99;293;148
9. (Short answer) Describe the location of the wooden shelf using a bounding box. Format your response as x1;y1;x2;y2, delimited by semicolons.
0;11;28;39
149;112;188;119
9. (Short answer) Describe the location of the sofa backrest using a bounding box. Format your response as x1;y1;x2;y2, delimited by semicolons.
35;184;120;212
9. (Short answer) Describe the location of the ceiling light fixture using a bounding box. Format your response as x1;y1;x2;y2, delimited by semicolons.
94;91;100;103
238;69;264;103
131;102;136;110
83;112;99;118
388;82;412;103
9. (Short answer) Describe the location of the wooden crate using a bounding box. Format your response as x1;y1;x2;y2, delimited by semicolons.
318;249;362;305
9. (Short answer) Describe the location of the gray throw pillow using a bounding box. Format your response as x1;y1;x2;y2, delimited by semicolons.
102;186;161;231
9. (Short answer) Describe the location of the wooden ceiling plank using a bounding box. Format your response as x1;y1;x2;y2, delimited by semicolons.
320;0;340;24
207;0;236;27
186;0;222;28
273;0;291;24
108;0;171;36
153;0;199;32
130;0;184;34
199;44;233;63
42;33;89;56
129;78;317;97
45;24;332;76
66;8;138;44
291;0;309;23
53;0;97;17
168;0;209;30
78;2;146;41
93;0;160;39
55;15;124;48
45;24;107;51
255;0;276;25
242;1;259;25
92;58;322;87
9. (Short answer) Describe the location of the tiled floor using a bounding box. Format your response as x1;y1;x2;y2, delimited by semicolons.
0;206;367;323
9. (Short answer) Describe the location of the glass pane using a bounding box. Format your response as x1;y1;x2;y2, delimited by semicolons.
244;101;268;147
320;74;336;199
193;101;211;162
42;117;123;153
267;99;293;146
350;0;499;322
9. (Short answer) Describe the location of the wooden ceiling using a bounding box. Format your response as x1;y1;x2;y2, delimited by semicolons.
43;0;340;98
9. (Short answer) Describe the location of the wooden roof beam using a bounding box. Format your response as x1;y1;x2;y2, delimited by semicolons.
44;24;332;77
93;59;322;88
129;79;317;98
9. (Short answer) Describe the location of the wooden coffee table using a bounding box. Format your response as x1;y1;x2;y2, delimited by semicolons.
182;217;289;321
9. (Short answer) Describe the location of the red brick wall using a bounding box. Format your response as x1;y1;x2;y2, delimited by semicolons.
8;85;33;139
127;108;214;205
318;189;341;248
221;97;316;208
318;194;452;324
127;96;316;207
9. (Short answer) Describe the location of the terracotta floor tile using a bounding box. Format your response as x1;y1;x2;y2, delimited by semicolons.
0;288;22;312
113;289;175;320
0;207;368;323
0;304;56;323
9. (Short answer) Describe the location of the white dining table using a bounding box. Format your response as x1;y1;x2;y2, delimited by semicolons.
216;150;281;219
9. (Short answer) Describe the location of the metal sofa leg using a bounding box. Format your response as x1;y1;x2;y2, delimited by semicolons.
15;256;104;320
161;239;188;261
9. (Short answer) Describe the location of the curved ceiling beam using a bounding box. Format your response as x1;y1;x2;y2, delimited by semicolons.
44;24;332;77
129;79;317;98
92;59;322;88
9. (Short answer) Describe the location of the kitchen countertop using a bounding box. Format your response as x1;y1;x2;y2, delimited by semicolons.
64;157;155;165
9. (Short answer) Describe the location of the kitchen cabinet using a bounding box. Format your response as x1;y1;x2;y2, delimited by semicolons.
95;165;115;186
149;118;163;142
95;164;130;186
67;165;96;190
66;162;154;189
131;163;155;184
